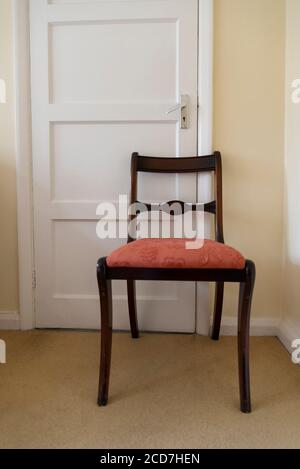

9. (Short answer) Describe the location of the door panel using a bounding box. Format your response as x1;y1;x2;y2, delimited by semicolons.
49;21;177;103
51;122;177;201
30;0;199;331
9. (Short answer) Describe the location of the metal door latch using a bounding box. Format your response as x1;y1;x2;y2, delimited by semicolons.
166;95;189;129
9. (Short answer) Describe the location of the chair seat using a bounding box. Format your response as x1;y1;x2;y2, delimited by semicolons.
107;239;246;270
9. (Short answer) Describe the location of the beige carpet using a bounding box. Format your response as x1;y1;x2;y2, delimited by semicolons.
0;330;300;449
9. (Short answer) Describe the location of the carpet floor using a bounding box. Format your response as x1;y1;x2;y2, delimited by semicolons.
0;330;299;449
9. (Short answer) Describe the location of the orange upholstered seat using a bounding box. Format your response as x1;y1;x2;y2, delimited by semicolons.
107;238;246;270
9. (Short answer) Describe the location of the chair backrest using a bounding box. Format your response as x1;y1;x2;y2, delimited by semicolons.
129;151;224;244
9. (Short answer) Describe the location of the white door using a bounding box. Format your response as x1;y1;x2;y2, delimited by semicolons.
30;0;200;331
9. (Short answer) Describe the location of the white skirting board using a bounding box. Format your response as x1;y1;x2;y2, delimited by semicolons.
277;319;300;355
218;317;280;337
217;317;300;355
0;313;279;335
0;312;298;357
0;312;21;330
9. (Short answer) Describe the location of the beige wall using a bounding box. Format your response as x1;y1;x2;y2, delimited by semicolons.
0;0;287;322
0;0;19;312
282;0;300;328
213;0;285;318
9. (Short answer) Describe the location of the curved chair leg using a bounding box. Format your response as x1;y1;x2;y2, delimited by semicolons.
238;260;256;413
127;280;139;339
97;258;113;406
211;282;224;341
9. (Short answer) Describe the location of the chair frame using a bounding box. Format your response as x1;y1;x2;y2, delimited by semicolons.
97;152;256;413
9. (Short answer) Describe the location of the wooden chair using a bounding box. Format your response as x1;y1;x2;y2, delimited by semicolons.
97;152;256;413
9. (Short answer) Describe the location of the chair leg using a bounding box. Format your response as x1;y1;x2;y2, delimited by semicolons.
211;282;224;340
238;260;256;413
97;258;113;406
127;280;139;339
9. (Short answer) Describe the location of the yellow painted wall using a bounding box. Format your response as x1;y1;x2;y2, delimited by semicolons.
0;0;287;322
282;0;300;328
213;0;285;319
0;0;19;312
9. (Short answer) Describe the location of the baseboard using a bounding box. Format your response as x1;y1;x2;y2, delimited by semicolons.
1;311;297;353
277;319;300;355
0;312;21;330
218;317;280;337
219;316;300;357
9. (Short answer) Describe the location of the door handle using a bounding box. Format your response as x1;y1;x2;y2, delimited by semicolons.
166;103;181;114
166;95;189;129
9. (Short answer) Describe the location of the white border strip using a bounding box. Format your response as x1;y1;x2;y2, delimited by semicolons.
13;0;35;330
196;0;214;335
198;0;213;154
